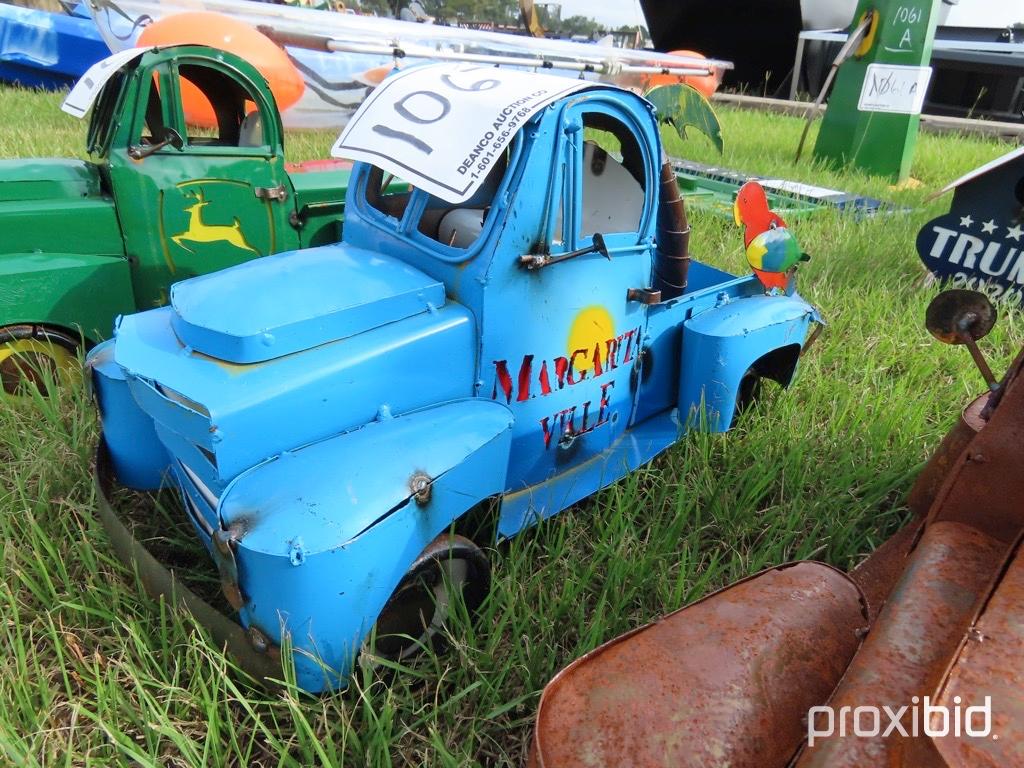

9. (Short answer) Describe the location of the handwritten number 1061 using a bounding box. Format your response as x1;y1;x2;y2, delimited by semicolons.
893;5;922;24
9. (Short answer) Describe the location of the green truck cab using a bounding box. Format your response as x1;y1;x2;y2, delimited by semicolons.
0;45;350;393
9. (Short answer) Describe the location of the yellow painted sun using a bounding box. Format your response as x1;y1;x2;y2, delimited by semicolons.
567;306;615;374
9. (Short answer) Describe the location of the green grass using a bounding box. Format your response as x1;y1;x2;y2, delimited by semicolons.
1;84;1021;766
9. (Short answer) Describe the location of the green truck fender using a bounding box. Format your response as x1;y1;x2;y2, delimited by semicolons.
0;252;135;345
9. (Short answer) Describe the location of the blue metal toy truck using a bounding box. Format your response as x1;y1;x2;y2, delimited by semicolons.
90;64;822;692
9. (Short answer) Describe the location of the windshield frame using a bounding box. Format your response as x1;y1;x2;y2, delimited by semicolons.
352;131;525;264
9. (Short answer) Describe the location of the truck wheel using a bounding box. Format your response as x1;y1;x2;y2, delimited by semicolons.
366;534;490;663
0;325;79;396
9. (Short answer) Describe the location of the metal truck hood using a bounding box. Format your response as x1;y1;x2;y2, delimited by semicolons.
169;243;447;364
0;158;102;201
114;298;475;480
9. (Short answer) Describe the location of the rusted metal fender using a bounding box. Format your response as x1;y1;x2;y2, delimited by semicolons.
927;542;1024;767
793;520;1010;768
905;394;987;517
926;345;1024;544
529;561;868;768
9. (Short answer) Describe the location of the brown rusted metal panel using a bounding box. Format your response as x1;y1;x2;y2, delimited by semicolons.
906;394;986;517
925;350;1024;544
529;562;867;768
927;546;1024;767
856;376;999;621
850;515;924;623
793;521;1007;768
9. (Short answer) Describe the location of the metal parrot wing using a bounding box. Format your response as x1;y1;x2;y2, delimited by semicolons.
646;83;724;154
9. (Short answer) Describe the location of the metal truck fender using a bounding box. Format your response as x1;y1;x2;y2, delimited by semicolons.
208;397;514;692
679;294;823;431
530;560;868;768
87;339;170;490
0;252;134;344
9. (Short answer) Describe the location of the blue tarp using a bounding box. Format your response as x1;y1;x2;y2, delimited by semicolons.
0;3;107;89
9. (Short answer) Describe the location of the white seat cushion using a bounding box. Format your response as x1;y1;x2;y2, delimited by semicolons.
581;141;644;235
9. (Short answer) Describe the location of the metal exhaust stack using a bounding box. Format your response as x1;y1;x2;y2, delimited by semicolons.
653;154;690;300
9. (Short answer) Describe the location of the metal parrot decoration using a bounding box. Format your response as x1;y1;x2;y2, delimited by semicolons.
733;180;809;293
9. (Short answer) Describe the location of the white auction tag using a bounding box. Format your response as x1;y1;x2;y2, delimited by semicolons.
62;48;151;119
857;63;932;115
760;179;845;200
332;63;591;204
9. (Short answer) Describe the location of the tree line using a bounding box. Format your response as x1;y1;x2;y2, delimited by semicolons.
351;0;616;39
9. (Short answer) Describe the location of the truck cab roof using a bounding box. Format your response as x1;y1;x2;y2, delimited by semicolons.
333;64;662;302
72;45;285;160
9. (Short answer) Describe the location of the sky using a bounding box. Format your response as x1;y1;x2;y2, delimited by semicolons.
555;0;647;29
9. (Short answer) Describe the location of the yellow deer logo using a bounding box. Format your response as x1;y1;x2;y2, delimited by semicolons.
171;189;258;254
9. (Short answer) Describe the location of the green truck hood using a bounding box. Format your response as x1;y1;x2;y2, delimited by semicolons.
0;158;124;261
0;158;103;201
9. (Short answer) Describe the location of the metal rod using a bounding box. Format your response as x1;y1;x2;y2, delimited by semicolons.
960;332;998;389
256;26;722;78
323;39;717;76
795;14;872;162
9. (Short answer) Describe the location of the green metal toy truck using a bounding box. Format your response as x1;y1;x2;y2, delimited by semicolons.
0;45;352;393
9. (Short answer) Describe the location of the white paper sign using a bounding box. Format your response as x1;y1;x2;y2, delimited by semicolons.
332;63;591;203
62;48;151;119
760;179;844;201
857;63;933;115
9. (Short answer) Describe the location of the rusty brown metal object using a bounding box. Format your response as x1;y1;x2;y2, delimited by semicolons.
926;345;1024;544
924;290;997;347
798;343;1024;767
794;521;1008;767
929;544;1024;767
530;309;1024;767
849;517;923;623
863;342;1024;618
906;394;987;517
529;562;867;768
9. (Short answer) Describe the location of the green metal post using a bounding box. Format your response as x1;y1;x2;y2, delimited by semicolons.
813;0;940;182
